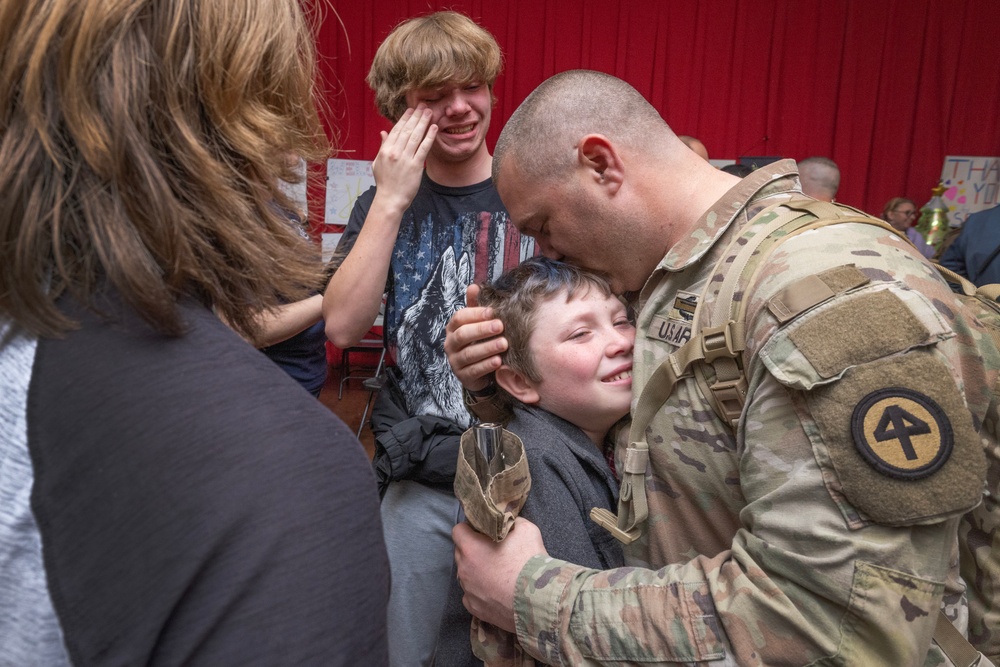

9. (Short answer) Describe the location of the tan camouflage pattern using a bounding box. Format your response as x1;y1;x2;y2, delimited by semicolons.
512;161;997;666
944;282;1000;663
455;427;533;665
470;618;536;667
455;427;531;542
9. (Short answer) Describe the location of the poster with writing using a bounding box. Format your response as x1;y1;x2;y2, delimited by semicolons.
939;156;1000;227
325;158;376;227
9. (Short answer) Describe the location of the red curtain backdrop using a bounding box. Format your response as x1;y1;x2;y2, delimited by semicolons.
310;0;1000;222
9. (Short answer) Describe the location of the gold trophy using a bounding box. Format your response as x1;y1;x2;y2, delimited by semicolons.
916;182;950;250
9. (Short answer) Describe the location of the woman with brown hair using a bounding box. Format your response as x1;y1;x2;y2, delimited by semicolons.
0;1;388;663
882;196;935;259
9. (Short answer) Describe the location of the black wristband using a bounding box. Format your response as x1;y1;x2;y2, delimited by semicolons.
466;383;497;399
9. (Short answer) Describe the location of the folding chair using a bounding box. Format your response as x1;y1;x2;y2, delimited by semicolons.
355;347;387;439
338;331;383;400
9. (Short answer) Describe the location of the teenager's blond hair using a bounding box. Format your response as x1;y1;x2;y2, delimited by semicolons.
367;11;502;122
0;0;331;340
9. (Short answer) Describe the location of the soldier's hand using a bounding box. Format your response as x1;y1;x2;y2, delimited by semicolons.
371;106;437;214
453;518;546;633
445;284;507;392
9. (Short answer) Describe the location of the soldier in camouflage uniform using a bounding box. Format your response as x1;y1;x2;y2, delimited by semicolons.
445;70;996;665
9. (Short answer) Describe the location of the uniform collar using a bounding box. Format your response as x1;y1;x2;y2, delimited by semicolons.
657;159;801;272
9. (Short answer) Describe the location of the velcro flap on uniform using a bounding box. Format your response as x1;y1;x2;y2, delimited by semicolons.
767;265;870;324
803;353;986;525
791;290;928;378
623;446;650;474
760;284;953;391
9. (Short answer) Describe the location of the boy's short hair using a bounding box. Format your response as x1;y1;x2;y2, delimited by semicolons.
367;11;503;122
478;257;616;398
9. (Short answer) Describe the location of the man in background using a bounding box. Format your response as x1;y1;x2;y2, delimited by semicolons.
679;134;710;161
798;155;840;201
940;203;1000;286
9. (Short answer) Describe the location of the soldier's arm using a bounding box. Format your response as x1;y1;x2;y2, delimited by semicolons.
510;369;963;665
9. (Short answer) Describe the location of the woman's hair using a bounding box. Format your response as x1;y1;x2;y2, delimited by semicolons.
477;257;617;420
367;11;502;122
0;0;331;339
881;197;916;221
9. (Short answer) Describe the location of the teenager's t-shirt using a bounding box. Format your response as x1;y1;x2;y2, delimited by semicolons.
338;175;535;425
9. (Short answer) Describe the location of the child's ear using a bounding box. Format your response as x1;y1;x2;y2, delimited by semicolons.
495;365;540;405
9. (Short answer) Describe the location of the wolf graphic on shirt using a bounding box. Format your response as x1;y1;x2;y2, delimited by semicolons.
396;246;472;426
377;203;535;425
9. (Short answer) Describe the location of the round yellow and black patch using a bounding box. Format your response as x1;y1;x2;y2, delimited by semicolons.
850;388;953;479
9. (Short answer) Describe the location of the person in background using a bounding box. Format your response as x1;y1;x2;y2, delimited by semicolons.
679;135;709;161
435;258;628;665
797;156;840;202
882;196;936;259
257;207;328;398
445;70;993;666
321;11;534;666
939;203;1000;286
0;1;388;664
721;163;753;178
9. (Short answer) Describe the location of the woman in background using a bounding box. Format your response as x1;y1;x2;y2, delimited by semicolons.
882;197;935;259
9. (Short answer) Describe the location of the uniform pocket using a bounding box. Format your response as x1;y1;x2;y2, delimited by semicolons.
834;561;943;665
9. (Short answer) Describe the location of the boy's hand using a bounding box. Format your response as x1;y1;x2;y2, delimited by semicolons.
445;285;508;392
453;517;546;633
371;106;437;213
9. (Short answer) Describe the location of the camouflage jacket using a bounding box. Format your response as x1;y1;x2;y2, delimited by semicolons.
513;160;994;666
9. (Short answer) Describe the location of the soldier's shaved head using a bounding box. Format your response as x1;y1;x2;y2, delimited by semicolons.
493;70;676;188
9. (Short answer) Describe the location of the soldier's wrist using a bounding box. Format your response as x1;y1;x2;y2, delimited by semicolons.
466;382;497;399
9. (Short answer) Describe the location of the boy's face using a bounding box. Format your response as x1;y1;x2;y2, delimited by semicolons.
521;289;634;443
404;80;492;166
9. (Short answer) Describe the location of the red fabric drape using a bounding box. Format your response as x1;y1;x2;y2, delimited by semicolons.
309;0;1000;222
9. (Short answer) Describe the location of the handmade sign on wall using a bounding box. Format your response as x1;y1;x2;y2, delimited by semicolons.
939;156;1000;227
323;158;376;262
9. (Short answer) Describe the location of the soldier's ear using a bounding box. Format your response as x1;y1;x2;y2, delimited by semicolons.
578;134;623;193
495;365;540;405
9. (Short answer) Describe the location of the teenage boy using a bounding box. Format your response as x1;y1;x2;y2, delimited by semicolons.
436;258;629;665
322;12;534;666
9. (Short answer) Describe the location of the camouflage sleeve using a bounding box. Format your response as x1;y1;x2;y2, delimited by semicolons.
511;224;990;666
513;376;961;665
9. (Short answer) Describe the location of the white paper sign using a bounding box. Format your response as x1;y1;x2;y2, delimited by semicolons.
321;232;343;264
325;159;376;226
939;156;1000;227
